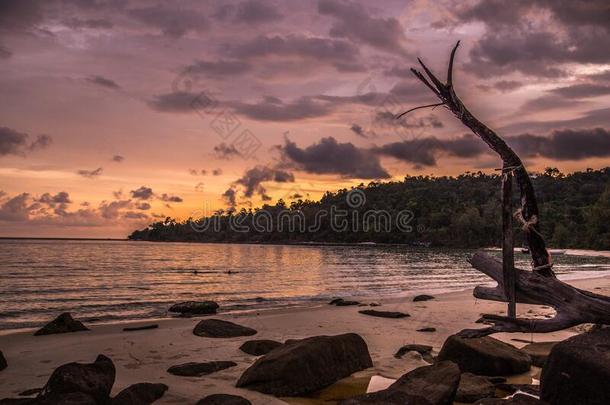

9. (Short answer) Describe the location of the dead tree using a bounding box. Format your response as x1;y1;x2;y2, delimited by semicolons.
399;41;610;337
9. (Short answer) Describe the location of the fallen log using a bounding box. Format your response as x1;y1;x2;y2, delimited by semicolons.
399;41;610;337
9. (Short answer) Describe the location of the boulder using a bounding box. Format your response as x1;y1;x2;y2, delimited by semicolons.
239;340;282;356
520;341;558;368
340;361;460;405
540;328;610;405
437;335;531;376
0;350;6;371
37;392;97;404
455;373;495;403
39;354;115;402
193;319;257;338
167;361;236;377
236;333;373;396
417;327;436;332
358;310;409;319
168;301;219;315
329;298;360;306
111;383;168;404
34;313;89;336
394;344;434;363
196;394;252;405
495;384;539;397
413;295;435;302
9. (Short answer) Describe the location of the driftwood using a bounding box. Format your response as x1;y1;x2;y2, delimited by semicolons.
400;41;610;337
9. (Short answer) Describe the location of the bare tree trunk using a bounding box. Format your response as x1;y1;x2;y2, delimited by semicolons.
400;42;610;337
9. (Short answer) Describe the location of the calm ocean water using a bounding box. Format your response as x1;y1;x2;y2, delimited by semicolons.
1;239;610;331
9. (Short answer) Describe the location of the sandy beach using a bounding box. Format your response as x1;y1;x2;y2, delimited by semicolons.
1;275;609;404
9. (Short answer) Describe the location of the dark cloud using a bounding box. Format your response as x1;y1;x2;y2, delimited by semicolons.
183;59;251;77
214;142;240;159
383;66;412;78
135;202;150;210
518;95;587;113
373;111;443;130
281;137;390;179
318;0;407;54
233;165;295;198
224;34;361;71
86;75;120;89
37;192;71;205
222;187;237;206
0;193;31;221
130;186;154;200
350;124;374;139
232;0;283;24
148;91;199;113
77;167;103;178
588;70;610;83
478;80;524;93
212;168;223;176
503;107;610;134
548;84;610;99
159;193;183;203
128;5;208;38
111;155;124;162
372;134;487;167
229;96;333;121
0;0;44;31
508;128;610;161
0;44;12;59
0;127;52;157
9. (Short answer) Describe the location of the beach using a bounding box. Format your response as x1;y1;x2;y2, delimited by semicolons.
2;275;608;404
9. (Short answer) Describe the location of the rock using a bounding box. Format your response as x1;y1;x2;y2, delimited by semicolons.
417;327;436;332
540;328;610;405
39;355;115;402
168;301;219;315
437;335;531;376
236;333;373;396
369;302;381;307
111;383;168;404
37;392;97;404
34;313;89;336
358;310;409;319
18;389;41;397
239;340;282;356
340;361;460;405
520;341;558;368
193;319;257;338
329;298;360;306
474;394;548;404
394;344;434;362
0;350;6;371
122;324;158;332
495;384;539;397
455;373;495;403
413;294;435;302
167;361;236;377
196;394;252;405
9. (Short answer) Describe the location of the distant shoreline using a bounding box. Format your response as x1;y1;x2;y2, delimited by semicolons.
0;236;128;241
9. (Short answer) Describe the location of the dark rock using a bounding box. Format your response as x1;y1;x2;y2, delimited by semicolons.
34;313;89;336
358;310;409;319
167;361;236;377
394;344;434;362
369;302;381;307
39;354;115;402
455;373;495;403
339;391;432;405
18;389;41;397
417;327;436;332
111;383;168;404
0;350;6;371
122;324;158;332
540;328;610;405
239;340;282;356
340;361;460;405
236;333;373;396
193;319;257;338
37;392;97;404
495;384;539;397
413;295;435;302
474;394;548;404
487;377;507;384
329;298;360;306
520;341;558;368
196;394;252;405
168;301;219;315
437;335;531;376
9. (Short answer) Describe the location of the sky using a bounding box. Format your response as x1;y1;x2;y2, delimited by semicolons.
1;0;610;238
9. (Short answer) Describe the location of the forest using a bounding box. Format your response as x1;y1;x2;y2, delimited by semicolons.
129;167;610;249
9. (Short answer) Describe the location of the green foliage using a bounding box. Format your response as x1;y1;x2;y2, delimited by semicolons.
129;168;610;249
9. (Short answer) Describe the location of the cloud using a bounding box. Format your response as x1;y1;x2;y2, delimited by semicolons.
518;95;587;113
130;186;154;200
318;0;408;54
233;165;295;199
147;91;200;113
159;193;183;203
0;193;31;221
0;44;12;59
183;59;252;77
508;128;610;161
229;96;333;121
111;155;124;162
0;127;52;157
128;5;208;38
222;187;237;206
350;123;374;138
548;84;610;99
77;167;103;178
214;143;240;159
64;18;113;29
136;202;151;210
215;0;283;25
86;75;120;89
479;80;525;93
280;137;390;179
0;0;44;31
212;169;223;176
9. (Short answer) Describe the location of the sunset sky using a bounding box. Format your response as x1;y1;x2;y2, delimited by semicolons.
1;0;610;238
